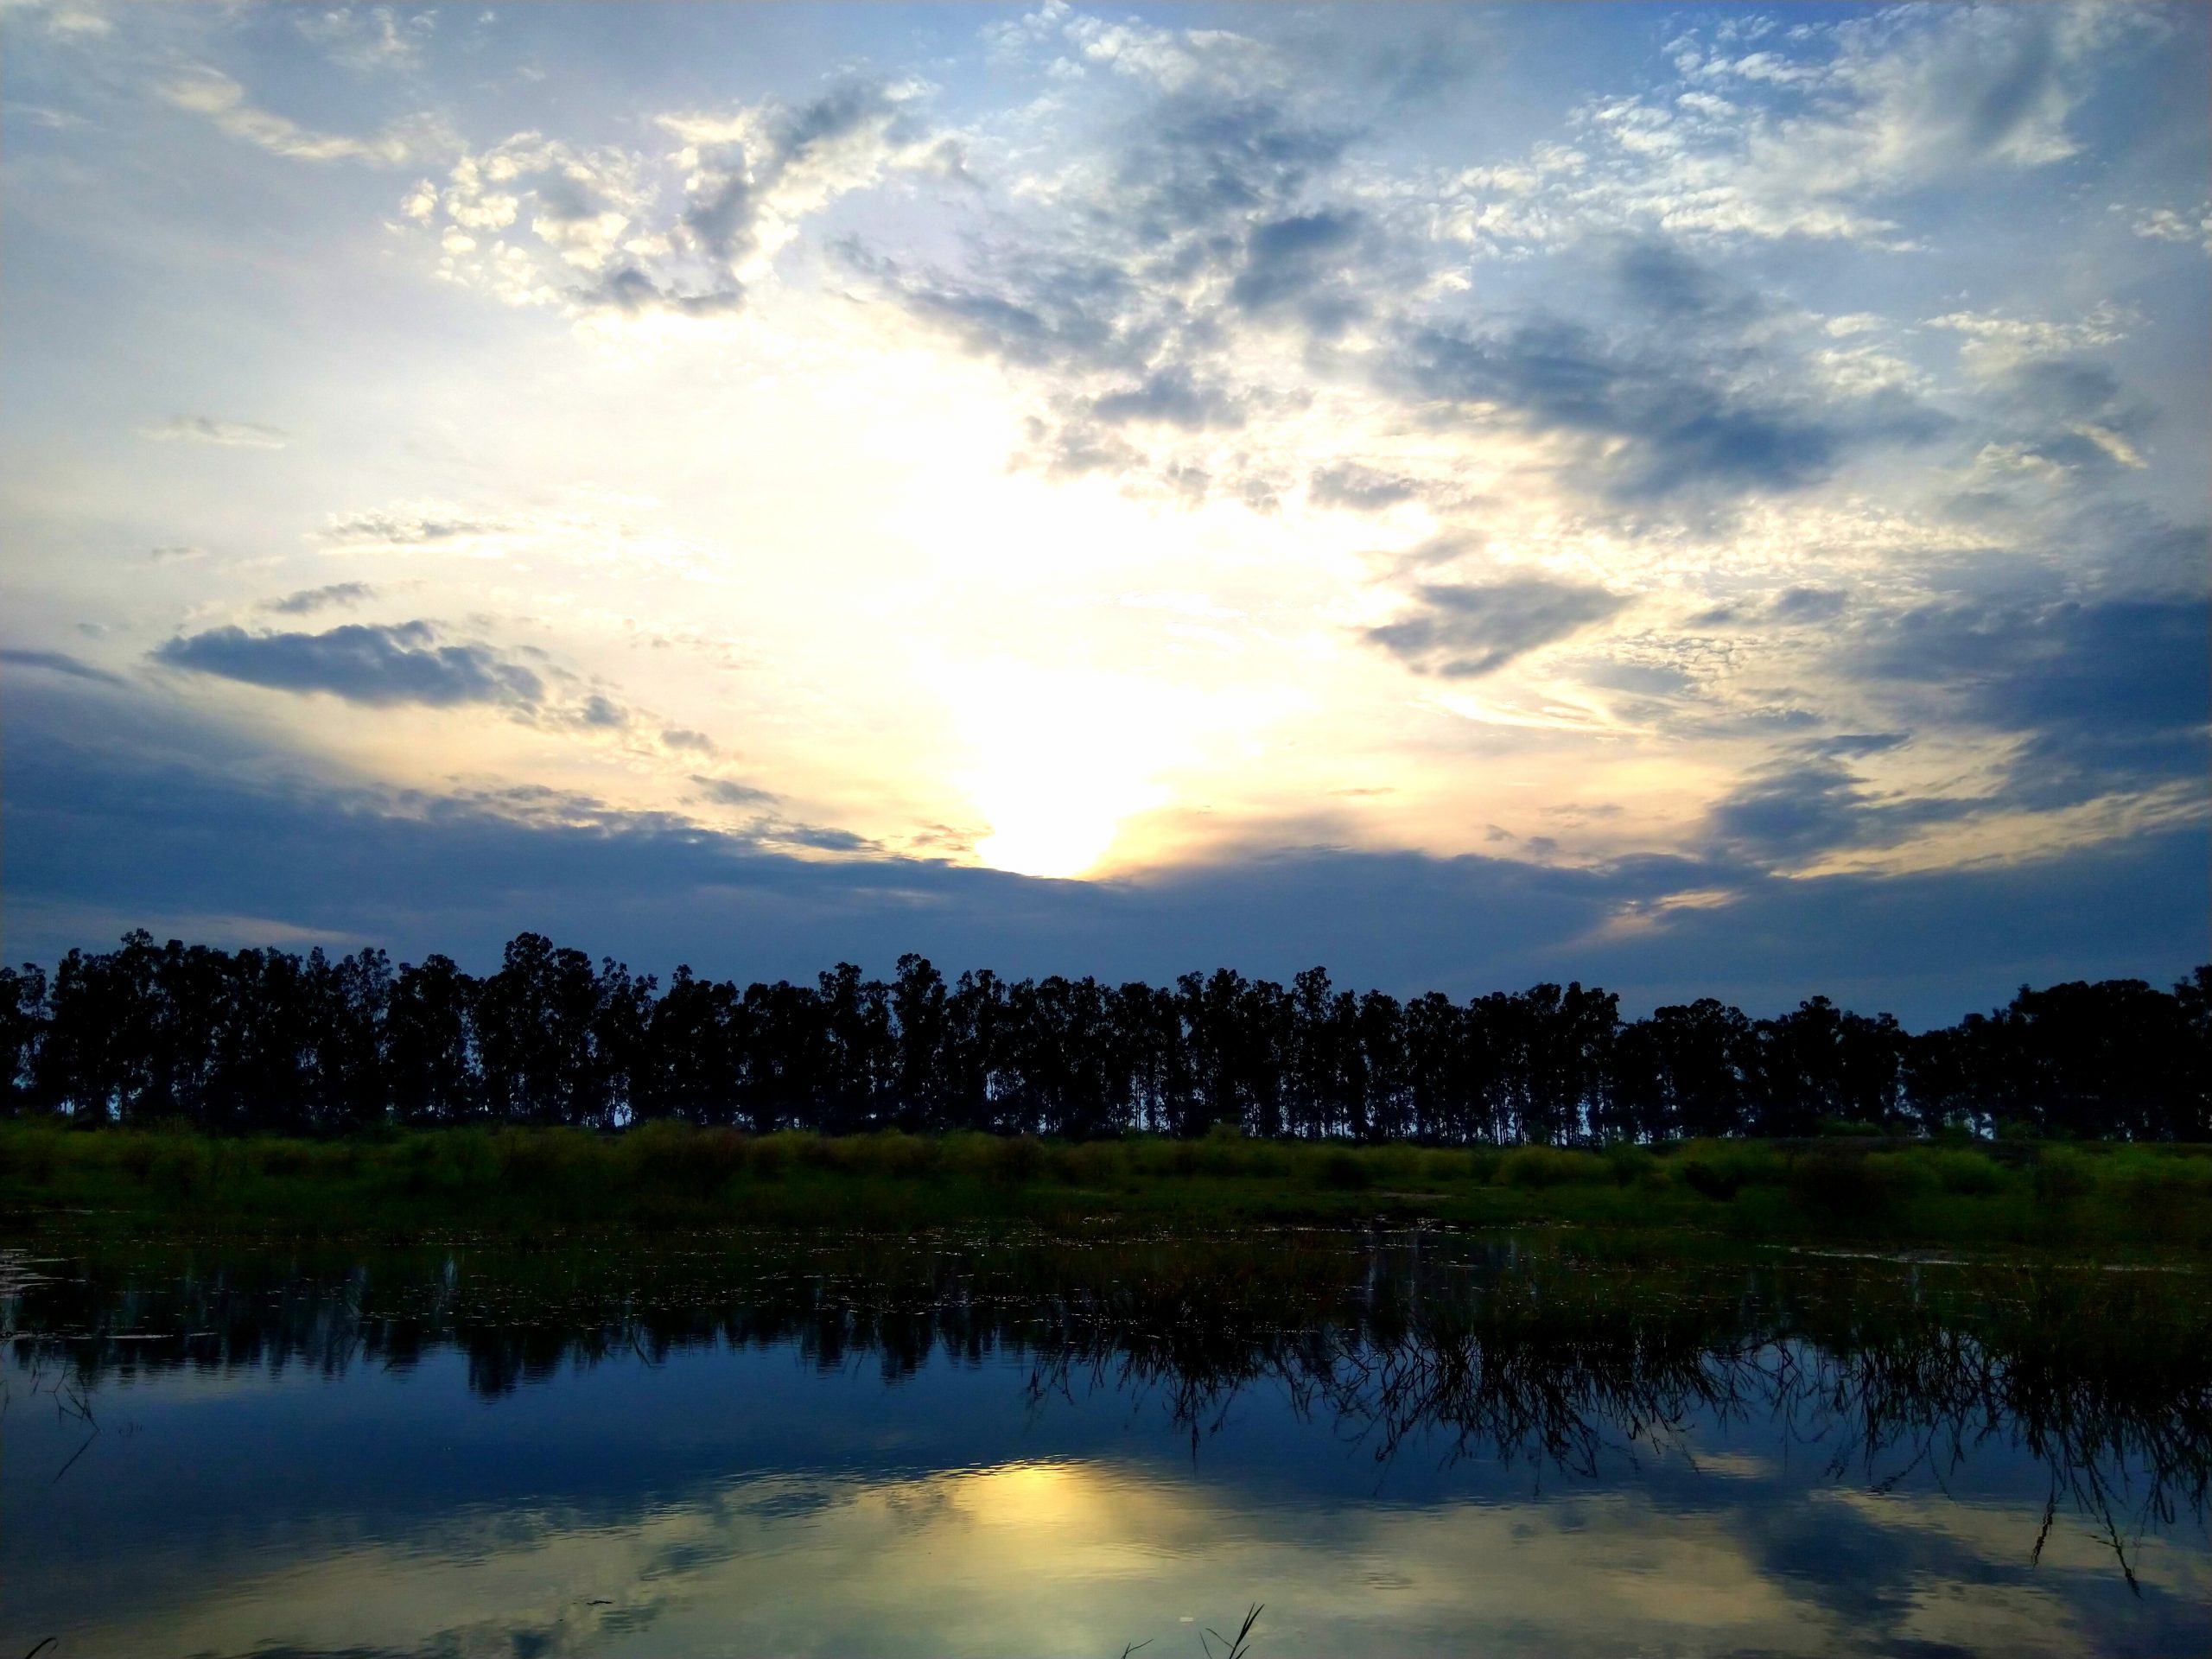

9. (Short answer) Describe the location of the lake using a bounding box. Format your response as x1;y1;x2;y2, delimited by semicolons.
3;1231;2206;1657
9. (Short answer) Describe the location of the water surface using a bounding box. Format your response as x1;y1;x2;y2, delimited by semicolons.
3;1232;2205;1656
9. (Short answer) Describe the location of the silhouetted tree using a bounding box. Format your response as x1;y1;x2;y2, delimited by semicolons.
5;930;2204;1143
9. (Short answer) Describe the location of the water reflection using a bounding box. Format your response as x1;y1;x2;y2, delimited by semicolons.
3;1233;2207;1658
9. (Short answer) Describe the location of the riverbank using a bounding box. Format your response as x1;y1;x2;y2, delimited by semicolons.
2;1122;2208;1252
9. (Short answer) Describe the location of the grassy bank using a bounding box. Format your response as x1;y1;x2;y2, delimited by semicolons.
2;1122;2209;1251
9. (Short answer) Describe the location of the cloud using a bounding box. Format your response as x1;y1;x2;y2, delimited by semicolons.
312;499;715;575
1852;594;2212;811
1364;577;1630;678
152;621;548;710
161;66;447;166
141;416;289;449
1089;366;1247;431
1;647;127;687
694;775;775;806
264;582;377;616
1308;462;1421;512
661;728;717;755
1390;312;1940;502
1771;587;1847;623
320;507;520;548
1611;238;1763;327
5;678;2202;1027
405;79;963;324
1923;303;2133;377
1227;208;1367;330
1703;739;1962;867
148;545;208;563
840;77;1369;500
1433;6;2146;251
2120;200;2211;253
296;4;435;73
1;0;111;41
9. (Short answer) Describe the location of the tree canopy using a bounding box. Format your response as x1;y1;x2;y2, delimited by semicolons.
2;933;2204;1142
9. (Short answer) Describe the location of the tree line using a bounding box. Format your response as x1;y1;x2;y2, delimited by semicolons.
1;931;2204;1142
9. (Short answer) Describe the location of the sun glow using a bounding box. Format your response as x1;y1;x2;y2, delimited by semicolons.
942;661;1190;879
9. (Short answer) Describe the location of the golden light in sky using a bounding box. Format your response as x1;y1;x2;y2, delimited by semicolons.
0;0;2202;1013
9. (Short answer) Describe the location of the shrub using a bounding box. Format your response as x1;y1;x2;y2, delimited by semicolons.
1054;1141;1123;1187
1497;1146;1604;1188
747;1135;791;1180
792;1133;855;1173
1318;1149;1372;1191
866;1130;940;1179
257;1139;318;1178
493;1127;597;1185
1605;1145;1659;1187
1680;1159;1743;1201
2033;1148;2094;1205
1926;1150;2005;1197
148;1137;210;1197
624;1122;749;1195
1419;1149;1471;1184
0;1131;61;1185
990;1134;1046;1183
1789;1149;1928;1217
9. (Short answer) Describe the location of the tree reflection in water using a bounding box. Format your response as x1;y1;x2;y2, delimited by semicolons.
4;1233;2205;1586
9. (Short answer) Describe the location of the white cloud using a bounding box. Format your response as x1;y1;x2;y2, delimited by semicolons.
1923;303;2134;376
1440;6;2145;252
296;5;435;73
396;83;964;327
141;415;289;448
0;0;111;39
161;66;450;166
2120;200;2212;254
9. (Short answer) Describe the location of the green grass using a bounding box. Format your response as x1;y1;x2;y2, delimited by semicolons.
1;1121;2208;1252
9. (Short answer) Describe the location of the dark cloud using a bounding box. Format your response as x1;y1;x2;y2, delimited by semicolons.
2;648;128;687
1575;660;1691;696
1705;743;1967;865
1017;416;1146;481
693;776;778;807
152;621;547;709
1688;587;1849;630
842;86;1371;502
321;511;515;547
6;680;2202;1027
588;267;747;319
1612;238;1762;329
570;694;629;729
1981;358;2153;479
1308;462;1420;512
662;728;716;754
265;582;377;616
1383;241;1947;503
1391;317;1923;500
641;81;950;321
1115;92;1354;242
1771;586;1847;622
753;819;878;854
1089;366;1246;430
1904;4;2074;171
1229;209;1368;334
1364;577;1630;678
1854;594;2211;809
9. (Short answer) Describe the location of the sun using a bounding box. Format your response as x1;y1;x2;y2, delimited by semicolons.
940;662;1180;880
975;791;1141;880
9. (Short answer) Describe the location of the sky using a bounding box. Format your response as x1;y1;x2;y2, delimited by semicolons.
2;1;2206;1023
